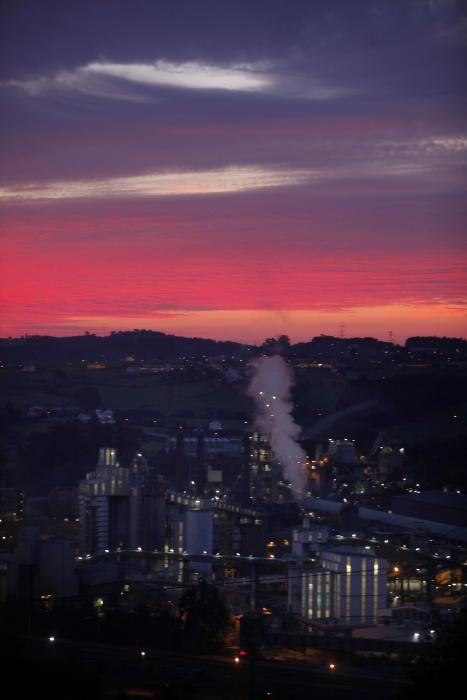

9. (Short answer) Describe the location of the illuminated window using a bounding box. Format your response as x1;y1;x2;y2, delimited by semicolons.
308;578;313;618
346;558;352;622
334;573;341;619
325;572;331;619
361;559;367;620
373;561;379;622
317;574;322;618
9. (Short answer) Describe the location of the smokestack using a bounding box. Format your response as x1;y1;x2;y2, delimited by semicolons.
247;355;306;499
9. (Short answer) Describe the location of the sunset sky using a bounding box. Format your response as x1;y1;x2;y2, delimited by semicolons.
1;0;466;343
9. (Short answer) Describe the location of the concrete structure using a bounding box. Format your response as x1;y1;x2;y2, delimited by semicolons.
166;495;264;562
242;432;289;503
78;448;166;554
294;547;388;625
391;490;467;528
165;432;244;458
302;497;467;543
184;509;214;575
167;430;244;495
328;439;356;466
0;487;24;521
11;527;78;602
292;519;329;558
37;538;79;598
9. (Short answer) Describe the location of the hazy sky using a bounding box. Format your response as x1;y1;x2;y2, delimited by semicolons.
1;0;466;342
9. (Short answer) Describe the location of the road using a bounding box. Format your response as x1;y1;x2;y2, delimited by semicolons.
9;636;407;699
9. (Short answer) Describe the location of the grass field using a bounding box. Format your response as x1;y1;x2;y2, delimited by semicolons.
0;367;252;418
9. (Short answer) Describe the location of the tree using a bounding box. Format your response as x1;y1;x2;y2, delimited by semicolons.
179;580;231;651
74;386;101;411
260;335;290;356
403;610;467;695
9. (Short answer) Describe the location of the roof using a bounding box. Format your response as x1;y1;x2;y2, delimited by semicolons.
305;498;467;543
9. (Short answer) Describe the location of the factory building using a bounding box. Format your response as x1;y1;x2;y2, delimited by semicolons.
78;448;166;555
293;547;388;625
241;432;290;503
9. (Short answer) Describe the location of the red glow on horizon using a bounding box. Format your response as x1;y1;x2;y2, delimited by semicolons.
1;204;465;343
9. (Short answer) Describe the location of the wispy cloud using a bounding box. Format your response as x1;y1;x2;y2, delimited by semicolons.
0;155;441;203
3;59;347;102
0;165;311;202
86;60;271;92
422;136;467;152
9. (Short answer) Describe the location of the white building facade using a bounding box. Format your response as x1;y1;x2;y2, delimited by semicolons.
296;547;388;625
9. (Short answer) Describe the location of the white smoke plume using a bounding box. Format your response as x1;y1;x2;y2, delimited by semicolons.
247;355;306;498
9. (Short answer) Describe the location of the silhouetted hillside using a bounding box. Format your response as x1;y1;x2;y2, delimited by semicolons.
0;330;251;364
406;336;467;352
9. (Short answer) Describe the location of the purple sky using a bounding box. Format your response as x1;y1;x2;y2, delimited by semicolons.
1;0;466;342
